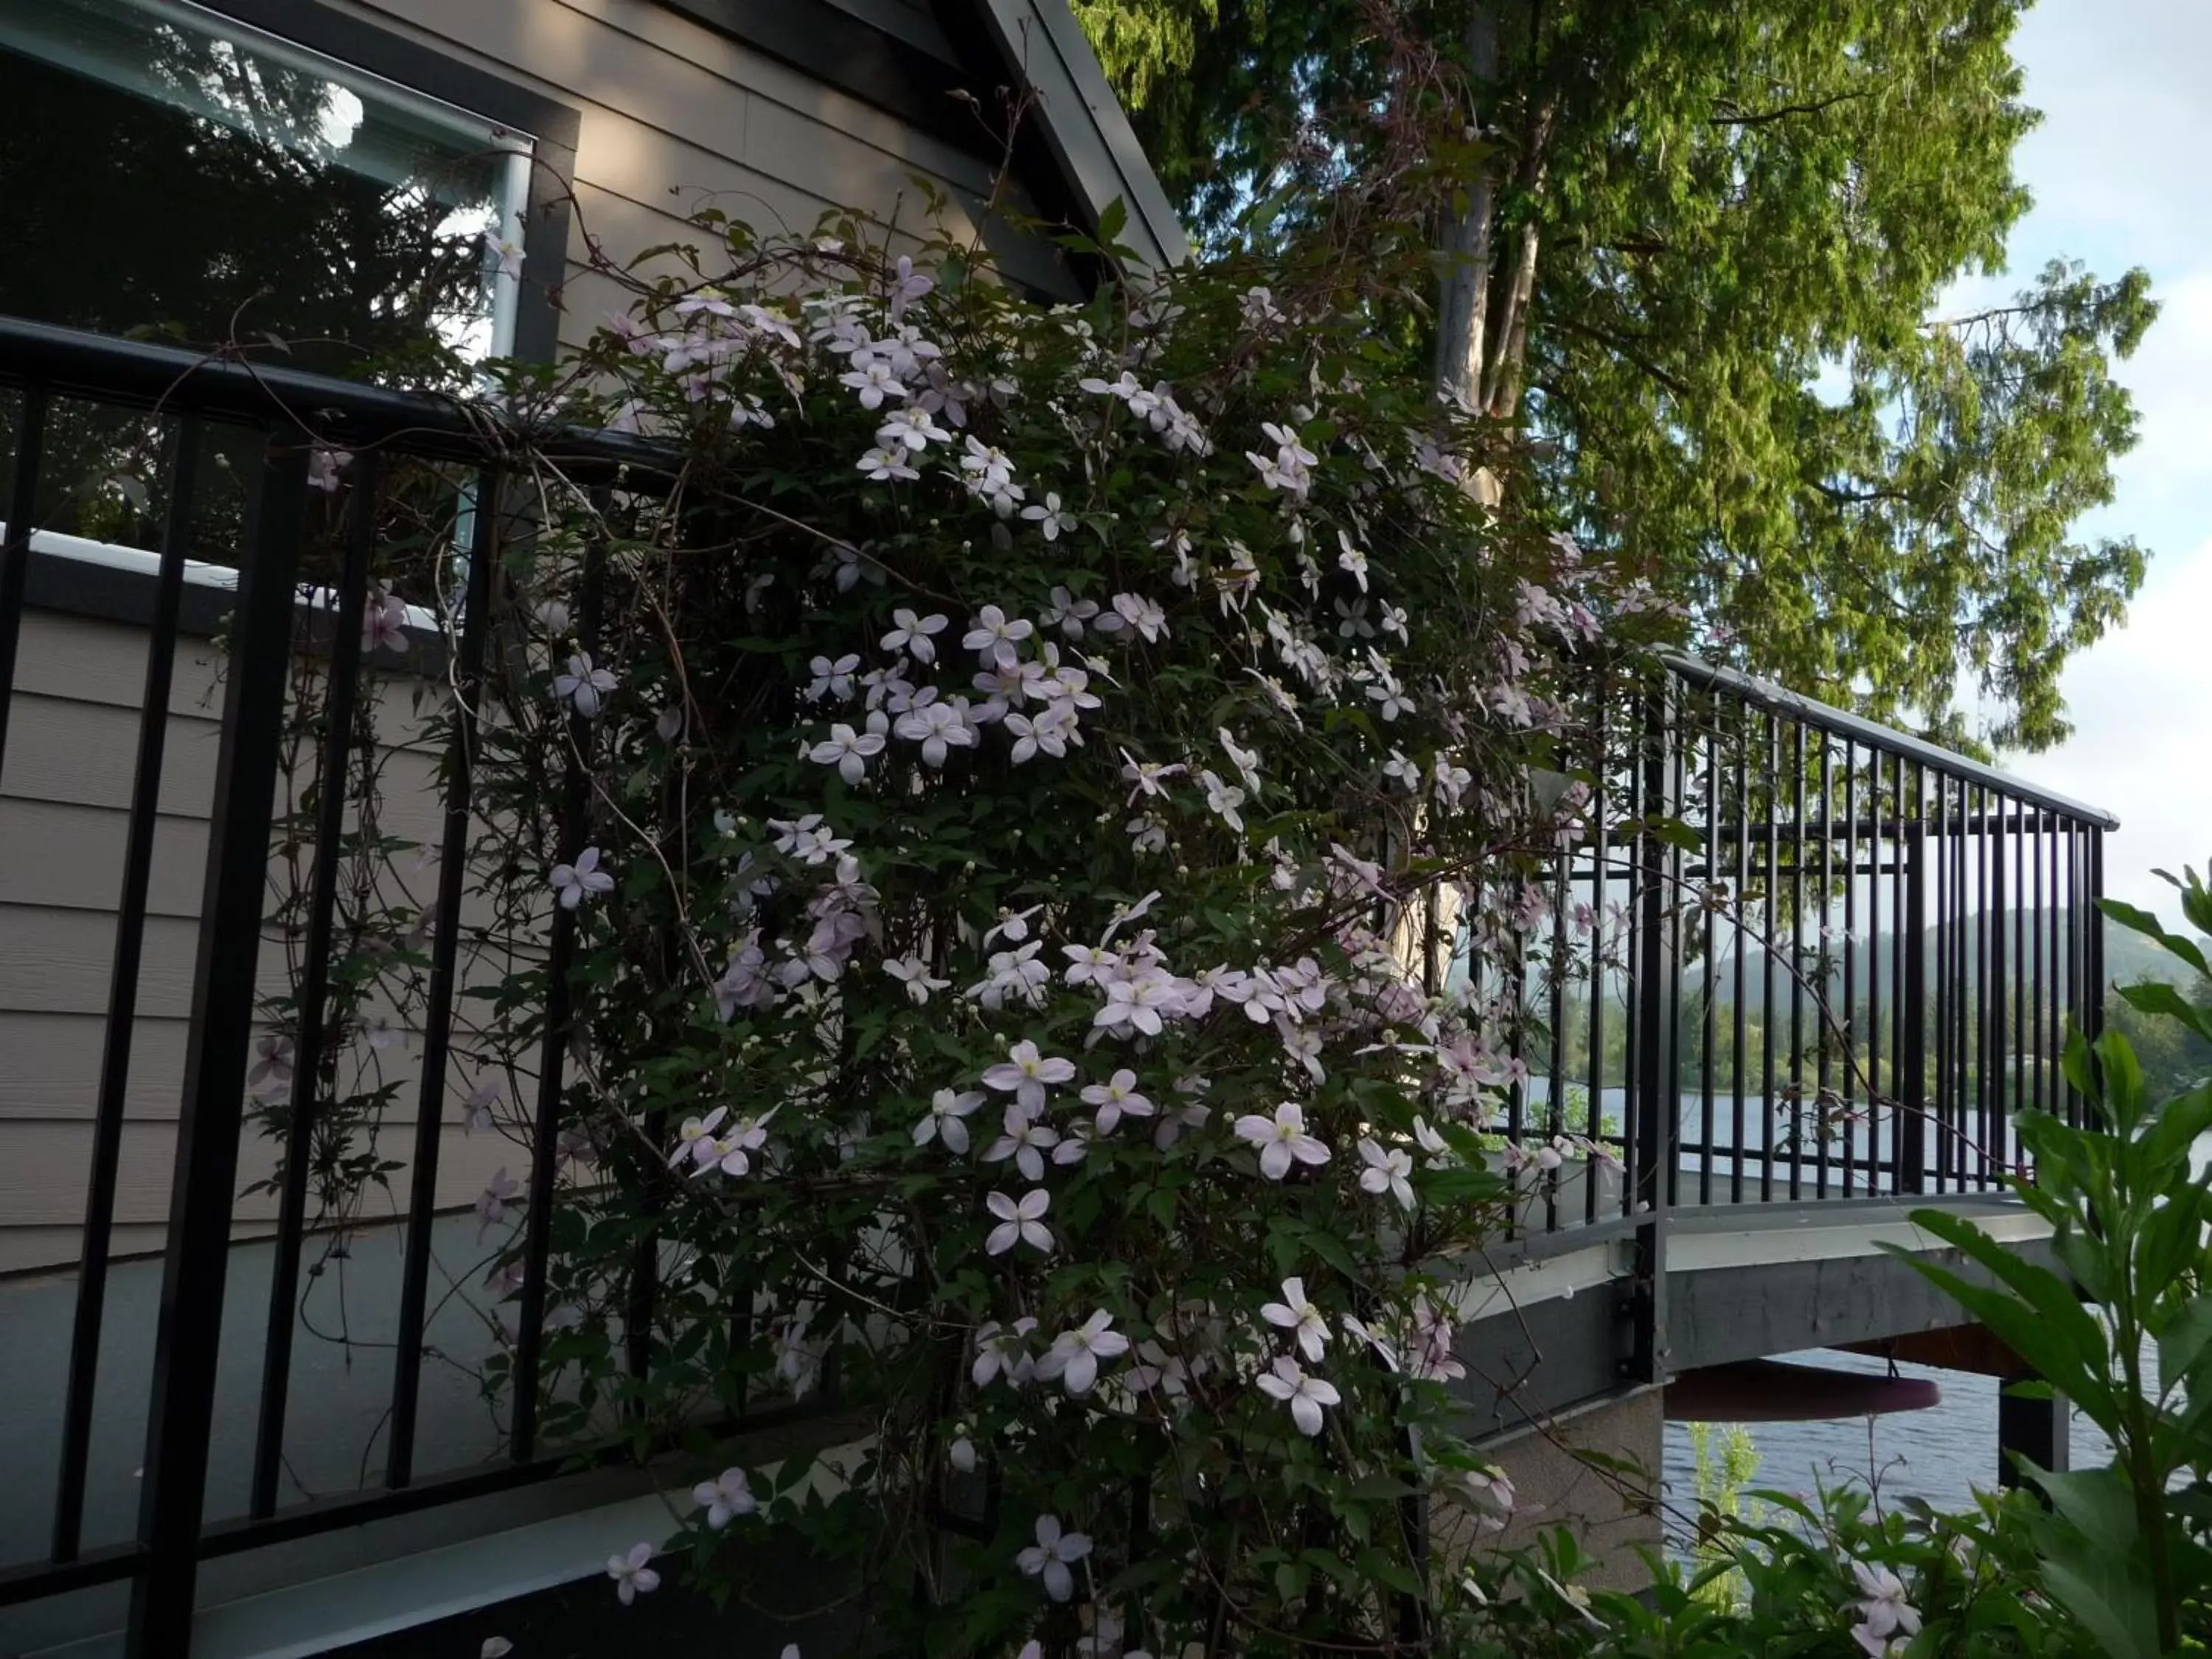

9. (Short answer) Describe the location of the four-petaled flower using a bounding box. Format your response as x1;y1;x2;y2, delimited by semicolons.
880;608;947;663
1079;1069;1155;1133
1850;1562;1921;1657
549;846;614;908
1232;1101;1331;1180
362;590;408;655
692;1467;756;1528
808;722;885;784
484;218;527;282
963;605;1034;669
886;956;950;1004
1254;1355;1340;1436
1021;491;1077;540
1036;1310;1130;1395
308;446;352;495
1358;1138;1416;1211
1260;1277;1331;1363
916;1086;984;1152
476;1167;521;1239
606;1542;659;1605
984;1188;1054;1256
552;653;618;718
1015;1514;1092;1601
981;1040;1075;1114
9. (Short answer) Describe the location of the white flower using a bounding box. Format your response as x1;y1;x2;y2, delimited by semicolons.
1045;585;1099;637
480;1641;512;1659
981;1039;1076;1114
840;358;908;408
1453;1466;1517;1531
973;1316;1038;1387
805;653;862;702
1015;1514;1092;1602
894;699;977;767
916;1086;984;1152
484;218;526;282
552;652;618;717
1383;750;1422;790
949;1436;977;1473
887;252;933;316
984;1188;1053;1255
856;443;919;481
1093;975;1178;1037
307;445;352;495
1218;727;1262;794
962;604;1034;668
606;1542;659;1604
1337;536;1369;591
1121;751;1186;803
880;608;947;664
1021;491;1077;540
1079;1069;1155;1132
1254;1356;1340;1436
1260;1277;1331;1363
692;1467;756;1528
1199;770;1247;834
1232;1101;1331;1180
886;956;950;1005
1110;592;1167;643
358;590;408;655
1358;1138;1416;1210
1036;1310;1130;1395
1851;1562;1922;1649
549;846;614;908
475;1167;521;1239
877;407;950;451
808;722;885;784
983;1103;1061;1181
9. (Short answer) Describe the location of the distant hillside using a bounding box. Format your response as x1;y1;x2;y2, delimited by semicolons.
1687;908;2208;1008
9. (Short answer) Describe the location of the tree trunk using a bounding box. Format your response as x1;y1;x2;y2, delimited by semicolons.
1431;4;1498;409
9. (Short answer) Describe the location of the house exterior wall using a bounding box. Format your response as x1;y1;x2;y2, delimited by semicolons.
298;0;1080;319
0;606;520;1273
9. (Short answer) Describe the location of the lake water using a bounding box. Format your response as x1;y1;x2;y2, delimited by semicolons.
1660;1346;2118;1535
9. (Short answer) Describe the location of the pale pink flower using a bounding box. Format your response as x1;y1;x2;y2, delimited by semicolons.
552;652;618;718
984;1188;1053;1255
1015;1514;1091;1601
981;1040;1075;1114
1232;1102;1330;1179
549;846;613;908
1255;1356;1339;1436
1079;1069;1155;1132
606;1541;659;1604
692;1467;756;1528
916;1087;984;1152
1035;1310;1129;1395
1260;1277;1330;1362
1358;1138;1416;1210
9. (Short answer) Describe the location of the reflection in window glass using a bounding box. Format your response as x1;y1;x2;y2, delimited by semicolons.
0;0;532;379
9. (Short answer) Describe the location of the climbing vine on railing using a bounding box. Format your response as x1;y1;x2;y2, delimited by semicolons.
251;197;1682;1653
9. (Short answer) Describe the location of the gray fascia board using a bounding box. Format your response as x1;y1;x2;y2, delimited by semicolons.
969;0;1190;269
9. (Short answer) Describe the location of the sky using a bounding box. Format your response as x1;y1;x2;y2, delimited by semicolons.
1969;0;2212;920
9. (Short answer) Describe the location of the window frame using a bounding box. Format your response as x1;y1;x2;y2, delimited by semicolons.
161;0;582;364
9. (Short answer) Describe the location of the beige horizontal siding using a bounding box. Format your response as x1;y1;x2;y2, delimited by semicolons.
343;0;1074;306
1;608;557;1272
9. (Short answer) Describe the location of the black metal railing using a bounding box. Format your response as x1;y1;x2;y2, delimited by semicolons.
0;316;2114;1652
0;318;801;1654
1470;655;2112;1258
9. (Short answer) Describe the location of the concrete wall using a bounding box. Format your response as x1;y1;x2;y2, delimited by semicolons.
1461;1387;1664;1596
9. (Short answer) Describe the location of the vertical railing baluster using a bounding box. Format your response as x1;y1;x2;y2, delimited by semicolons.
1760;712;1778;1203
1586;692;1610;1221
1815;736;1833;1200
2032;810;2046;1124
1729;703;1748;1205
1900;765;1927;1196
1546;841;1568;1234
54;419;200;1564
1841;740;1858;1197
386;470;502;1487
1700;712;1718;1206
1790;722;1806;1200
0;385;49;779
1990;802;2009;1182
512;493;605;1463
2012;810;2027;1169
1974;788;1990;1188
1630;680;1677;1383
2087;828;2107;1056
251;450;379;1519
129;428;312;1655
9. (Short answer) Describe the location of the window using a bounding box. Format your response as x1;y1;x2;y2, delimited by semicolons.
0;0;535;376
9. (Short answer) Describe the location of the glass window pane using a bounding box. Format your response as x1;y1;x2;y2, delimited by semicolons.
0;0;530;378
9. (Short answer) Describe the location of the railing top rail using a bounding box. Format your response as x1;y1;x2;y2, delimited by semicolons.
1663;652;2120;831
0;314;678;473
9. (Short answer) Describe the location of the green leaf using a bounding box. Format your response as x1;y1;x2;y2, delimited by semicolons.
2098;897;2211;979
1096;196;1129;246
